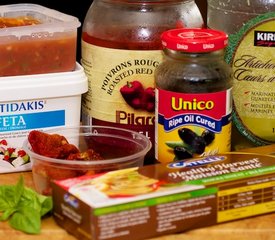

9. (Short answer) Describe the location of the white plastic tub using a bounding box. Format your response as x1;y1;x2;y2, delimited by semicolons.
0;62;88;173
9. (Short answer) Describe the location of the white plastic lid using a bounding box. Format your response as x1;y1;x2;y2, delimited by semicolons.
0;62;88;101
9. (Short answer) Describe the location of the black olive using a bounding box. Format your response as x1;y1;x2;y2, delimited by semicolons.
174;146;193;160
191;136;206;154
201;130;215;146
178;128;198;145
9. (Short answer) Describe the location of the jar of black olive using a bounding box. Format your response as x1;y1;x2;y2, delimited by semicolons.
155;28;232;163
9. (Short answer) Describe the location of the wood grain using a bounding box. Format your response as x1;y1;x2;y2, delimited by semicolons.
0;145;275;240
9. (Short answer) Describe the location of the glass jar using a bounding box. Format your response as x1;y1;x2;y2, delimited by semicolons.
207;0;275;149
81;0;204;165
207;0;275;34
155;28;232;163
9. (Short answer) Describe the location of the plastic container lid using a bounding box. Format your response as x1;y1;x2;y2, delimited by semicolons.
161;28;228;52
0;4;81;37
0;62;88;102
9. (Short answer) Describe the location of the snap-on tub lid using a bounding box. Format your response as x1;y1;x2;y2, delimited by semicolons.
0;3;81;37
0;62;88;101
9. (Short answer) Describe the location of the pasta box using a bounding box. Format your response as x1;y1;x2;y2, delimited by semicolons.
52;152;275;240
0;62;87;173
0;3;80;76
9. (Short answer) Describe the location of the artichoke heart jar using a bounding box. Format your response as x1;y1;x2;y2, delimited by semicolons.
208;0;275;148
155;28;233;163
81;0;203;165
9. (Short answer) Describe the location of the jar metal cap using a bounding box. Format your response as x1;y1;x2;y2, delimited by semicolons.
161;28;228;52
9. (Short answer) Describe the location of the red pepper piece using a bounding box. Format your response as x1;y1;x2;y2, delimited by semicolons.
141;87;155;112
130;98;143;109
7;147;15;155
17;149;27;157
0;139;7;145
120;80;144;109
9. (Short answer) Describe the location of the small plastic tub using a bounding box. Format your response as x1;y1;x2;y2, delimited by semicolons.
23;125;152;195
0;63;87;174
0;3;81;76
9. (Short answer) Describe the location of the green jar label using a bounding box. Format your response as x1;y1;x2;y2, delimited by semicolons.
225;12;275;145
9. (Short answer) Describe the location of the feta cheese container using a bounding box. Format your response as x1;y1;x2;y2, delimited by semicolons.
0;3;81;76
0;62;88;173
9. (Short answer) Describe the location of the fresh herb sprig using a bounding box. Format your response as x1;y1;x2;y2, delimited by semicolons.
0;176;52;234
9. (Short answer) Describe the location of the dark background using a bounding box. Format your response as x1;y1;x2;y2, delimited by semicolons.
0;0;207;22
1;0;207;61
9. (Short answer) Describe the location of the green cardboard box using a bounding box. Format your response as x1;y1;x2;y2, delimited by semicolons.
52;153;275;240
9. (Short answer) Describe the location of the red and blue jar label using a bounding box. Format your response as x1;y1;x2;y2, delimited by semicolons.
155;88;232;163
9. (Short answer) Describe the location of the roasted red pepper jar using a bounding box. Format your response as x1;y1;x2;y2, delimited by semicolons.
155;28;232;163
81;0;203;164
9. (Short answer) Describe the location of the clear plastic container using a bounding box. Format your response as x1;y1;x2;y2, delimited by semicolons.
81;0;204;165
0;4;81;76
23;125;152;195
207;0;275;149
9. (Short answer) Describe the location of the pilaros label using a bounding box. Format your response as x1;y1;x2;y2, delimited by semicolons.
81;42;163;163
156;88;232;163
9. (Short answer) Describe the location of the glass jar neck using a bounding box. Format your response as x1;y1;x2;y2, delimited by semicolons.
99;0;193;5
163;49;225;61
95;0;195;11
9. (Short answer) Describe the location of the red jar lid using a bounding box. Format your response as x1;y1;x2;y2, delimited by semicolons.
161;28;228;52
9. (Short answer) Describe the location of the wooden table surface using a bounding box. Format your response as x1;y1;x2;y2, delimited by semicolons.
0;145;275;240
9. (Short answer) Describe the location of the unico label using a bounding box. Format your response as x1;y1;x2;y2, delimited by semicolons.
156;88;232;163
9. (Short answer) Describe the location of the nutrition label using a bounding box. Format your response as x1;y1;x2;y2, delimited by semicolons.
217;178;275;222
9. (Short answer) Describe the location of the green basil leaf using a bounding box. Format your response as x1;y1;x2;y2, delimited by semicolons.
20;187;52;216
0;176;53;234
20;187;41;212
0;186;15;211
0;176;24;211
9;206;41;234
38;195;53;217
0;208;16;221
15;176;24;203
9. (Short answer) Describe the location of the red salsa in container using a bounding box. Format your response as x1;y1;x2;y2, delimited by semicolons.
0;4;81;76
